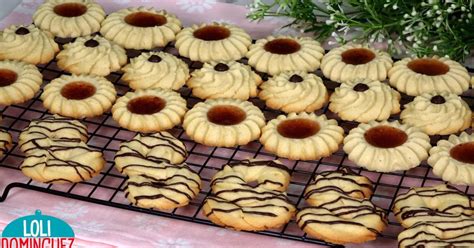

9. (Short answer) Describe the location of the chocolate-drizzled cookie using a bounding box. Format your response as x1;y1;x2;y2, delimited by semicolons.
202;159;296;231
0;129;12;157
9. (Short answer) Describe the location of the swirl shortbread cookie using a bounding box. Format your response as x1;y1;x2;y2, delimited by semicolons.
0;130;12;157
122;52;189;91
247;35;324;75
343;120;431;172
41;74;117;118
57;35;127;76
329;79;401;122
428;132;474;185
0;24;59;64
100;7;182;49
33;0;106;38
183;98;265;147
320;44;393;83
0;60;43;105
388;56;470;96
401;92;471;135
112;89;187;133
187;61;262;100
258;71;328;113
175;23;251;62
260;112;344;161
203;160;296;231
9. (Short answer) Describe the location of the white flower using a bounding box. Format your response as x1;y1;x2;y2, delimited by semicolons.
70;220;105;234
7;208;34;217
131;215;170;233
154;238;193;248
176;0;217;14
51;201;89;220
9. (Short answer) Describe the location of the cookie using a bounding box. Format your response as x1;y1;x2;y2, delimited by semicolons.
112;88;187;133
393;184;474;228
41;74;117;118
258;71;328;113
343;120;431;172
0;130;12;157
260;112;344;161
401;92;471;135
0;60;43;106
187;61;262;100
183;98;265;147
202;160;296;231
329;78;401;122
100;7;182;50
122;51;189;91
175;22;251;62
388;56;470;96
246;35;324;75
428;132;474;185
0;24;59;64
56;35;127;76
115;132;188;175
320;44;393;83
33;0;106;38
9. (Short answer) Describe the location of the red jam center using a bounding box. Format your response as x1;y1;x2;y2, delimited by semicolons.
264;38;301;55
124;12;167;27
364;126;408;148
193;26;231;41
127;96;166;115
207;105;246;125
277;118;320;139
450;142;474;164
53;3;87;17
0;69;18;87
407;59;450;76
341;48;376;65
60;81;96;100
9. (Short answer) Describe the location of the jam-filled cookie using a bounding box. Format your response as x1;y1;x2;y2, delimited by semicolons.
41;74;117;118
388;56;470;96
175;22;251;62
401;92;471;135
0;24;59;65
258;71;328;113
343;120;431;172
183;98;265;147
33;0;106;38
260;112;344;161
57;35;127;76
0;130;12;157
428;132;474;185
320;44;393;83
187;61;262;100
247;35;324;75
0;60;43;106
122;52;189;91
100;7;182;50
112;89;187;133
203;160;296;231
329;78;401;122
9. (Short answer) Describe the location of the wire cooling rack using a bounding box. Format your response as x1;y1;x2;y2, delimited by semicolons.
0;36;473;247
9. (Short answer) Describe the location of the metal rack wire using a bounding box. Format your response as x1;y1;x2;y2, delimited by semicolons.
0;37;473;247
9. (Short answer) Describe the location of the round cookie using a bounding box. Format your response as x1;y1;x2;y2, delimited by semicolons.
0;130;12;157
100;7;182;50
343;120;431;172
259;112;344;161
0;60;43;106
33;0;106;38
329;78;401;122
428;132;474;185
258;71;328;113
401;92;471;135
56;35;127;76
246;35;324;75
175;22;251;62
183;98;265;147
187;61;262;100
388;56;470;96
0;24;59;64
320;44;393;83
112;88;187;133
122;52;189;91
41;74;117;119
203;160;296;231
